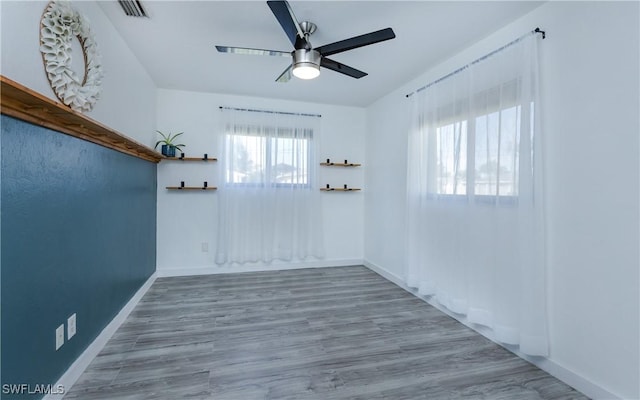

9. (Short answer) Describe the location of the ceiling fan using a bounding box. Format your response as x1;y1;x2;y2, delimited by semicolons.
215;0;396;82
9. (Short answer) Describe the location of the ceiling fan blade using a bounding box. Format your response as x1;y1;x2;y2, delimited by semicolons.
321;58;367;79
275;65;293;83
316;28;396;57
267;1;305;47
215;46;290;57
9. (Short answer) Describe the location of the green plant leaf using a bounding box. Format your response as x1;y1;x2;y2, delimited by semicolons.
155;130;170;140
156;131;185;147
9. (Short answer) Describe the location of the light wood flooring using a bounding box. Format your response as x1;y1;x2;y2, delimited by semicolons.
64;266;588;399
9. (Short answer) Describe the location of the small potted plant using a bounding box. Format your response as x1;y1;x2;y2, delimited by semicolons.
155;130;185;157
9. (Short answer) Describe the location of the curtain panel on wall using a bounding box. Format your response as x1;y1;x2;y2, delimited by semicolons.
406;33;548;355
216;108;324;265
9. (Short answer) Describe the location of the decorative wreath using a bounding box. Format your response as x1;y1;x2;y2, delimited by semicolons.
40;0;103;113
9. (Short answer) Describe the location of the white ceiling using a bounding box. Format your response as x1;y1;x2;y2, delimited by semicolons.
98;1;543;107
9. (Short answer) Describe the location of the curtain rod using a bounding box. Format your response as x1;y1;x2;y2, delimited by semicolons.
405;27;546;99
219;106;321;118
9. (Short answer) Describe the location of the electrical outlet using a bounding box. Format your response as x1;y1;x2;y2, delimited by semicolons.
201;242;209;252
67;313;76;339
55;324;64;350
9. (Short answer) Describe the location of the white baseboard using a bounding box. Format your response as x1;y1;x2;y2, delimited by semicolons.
44;273;157;400
156;259;364;277
362;260;621;400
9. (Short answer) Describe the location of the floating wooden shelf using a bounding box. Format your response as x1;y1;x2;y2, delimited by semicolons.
320;162;361;167
320;188;362;192
166;186;217;191
0;75;162;163
162;155;217;162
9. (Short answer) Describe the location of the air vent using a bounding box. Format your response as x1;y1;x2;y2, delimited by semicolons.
118;0;147;17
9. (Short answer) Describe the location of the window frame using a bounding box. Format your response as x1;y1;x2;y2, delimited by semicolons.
223;124;314;189
426;103;525;203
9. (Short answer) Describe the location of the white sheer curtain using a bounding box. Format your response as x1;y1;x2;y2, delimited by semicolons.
406;33;548;355
215;108;324;265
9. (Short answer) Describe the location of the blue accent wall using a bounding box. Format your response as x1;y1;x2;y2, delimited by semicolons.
1;115;157;399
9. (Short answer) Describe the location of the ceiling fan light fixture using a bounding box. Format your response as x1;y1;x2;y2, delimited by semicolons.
292;49;320;80
293;65;320;80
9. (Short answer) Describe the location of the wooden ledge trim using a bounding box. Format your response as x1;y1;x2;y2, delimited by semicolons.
1;75;162;163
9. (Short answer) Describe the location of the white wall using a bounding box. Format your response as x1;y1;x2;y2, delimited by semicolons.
365;2;639;399
0;1;156;146
156;89;365;275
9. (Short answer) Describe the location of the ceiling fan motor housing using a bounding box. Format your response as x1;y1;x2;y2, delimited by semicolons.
292;49;321;78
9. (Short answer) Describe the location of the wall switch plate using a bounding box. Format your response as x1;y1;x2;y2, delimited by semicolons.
67;313;76;339
56;324;64;350
201;242;209;252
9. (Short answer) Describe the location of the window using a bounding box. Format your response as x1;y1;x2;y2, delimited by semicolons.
430;104;525;198
474;105;521;197
434;121;468;195
224;125;312;187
